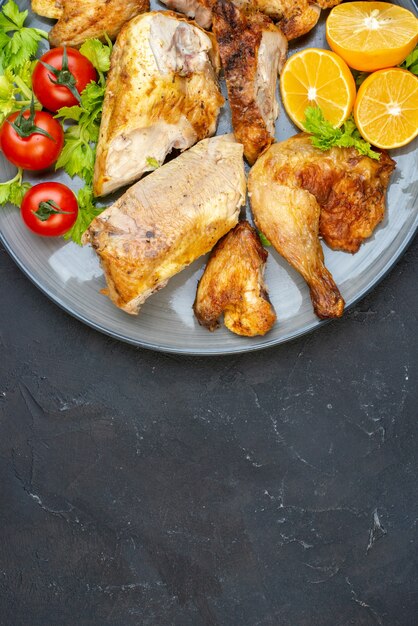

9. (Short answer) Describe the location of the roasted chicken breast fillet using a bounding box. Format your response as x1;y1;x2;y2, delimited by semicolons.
194;221;277;336
83;135;246;315
93;11;224;197
248;138;345;319
31;0;63;19
48;0;149;48
213;0;287;164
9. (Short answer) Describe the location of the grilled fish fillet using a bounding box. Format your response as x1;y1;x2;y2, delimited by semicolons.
93;11;224;197
48;0;149;48
248;137;345;319
213;0;286;164
31;0;63;19
194;221;277;336
83;135;246;315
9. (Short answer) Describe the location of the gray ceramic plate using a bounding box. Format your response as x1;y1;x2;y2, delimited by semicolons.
1;0;417;354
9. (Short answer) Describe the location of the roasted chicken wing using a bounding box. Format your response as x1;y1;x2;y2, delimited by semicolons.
93;11;223;197
194;221;277;336
48;0;149;48
248;138;345;319
32;0;63;19
83;135;246;315
212;0;287;164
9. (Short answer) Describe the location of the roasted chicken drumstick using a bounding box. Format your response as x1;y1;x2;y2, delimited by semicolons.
249;135;395;318
194;221;277;336
249;138;345;319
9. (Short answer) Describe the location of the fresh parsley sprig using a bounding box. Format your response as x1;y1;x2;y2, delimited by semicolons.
303;107;380;160
63;185;103;245
0;168;31;207
0;62;41;125
258;232;271;247
0;0;47;70
79;38;112;76
400;45;418;76
54;81;105;184
54;39;112;185
0;0;45;125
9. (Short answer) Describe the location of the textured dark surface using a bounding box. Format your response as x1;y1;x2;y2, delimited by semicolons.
1;236;417;626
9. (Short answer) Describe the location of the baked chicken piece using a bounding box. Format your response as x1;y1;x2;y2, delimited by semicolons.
249;135;395;317
293;137;395;253
274;0;321;40
248;137;345;319
32;0;63;19
93;11;224;197
255;134;395;253
83;135;246;315
159;0;340;40
48;0;149;48
212;0;287;164
194;221;277;336
161;0;213;29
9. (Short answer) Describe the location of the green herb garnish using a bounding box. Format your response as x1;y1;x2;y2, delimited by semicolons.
258;232;271;247
400;45;418;76
55;39;112;186
146;157;160;170
303;106;380;160
0;0;47;70
0;168;31;207
63;185;104;245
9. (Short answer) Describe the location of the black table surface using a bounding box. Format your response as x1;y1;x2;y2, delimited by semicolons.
1;235;417;626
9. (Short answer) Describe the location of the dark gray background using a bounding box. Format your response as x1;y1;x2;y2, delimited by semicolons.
0;236;417;626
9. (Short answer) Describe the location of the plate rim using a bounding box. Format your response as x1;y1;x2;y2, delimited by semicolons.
1;0;417;355
2;220;417;355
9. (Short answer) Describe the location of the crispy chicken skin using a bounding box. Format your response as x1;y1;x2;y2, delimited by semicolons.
31;0;63;19
298;142;395;253
248;138;345;319
194;221;277;336
93;11;223;197
213;0;287;164
277;0;320;40
83;135;246;315
159;0;334;40
48;0;149;48
256;134;395;253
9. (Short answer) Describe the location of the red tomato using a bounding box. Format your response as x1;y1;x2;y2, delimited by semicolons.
32;47;97;112
0;109;64;170
21;182;78;237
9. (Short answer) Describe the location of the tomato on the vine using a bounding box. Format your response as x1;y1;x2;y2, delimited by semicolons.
21;182;78;237
32;46;97;112
0;102;64;170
